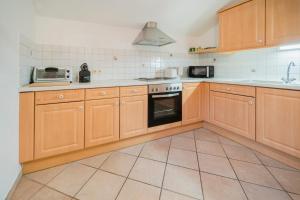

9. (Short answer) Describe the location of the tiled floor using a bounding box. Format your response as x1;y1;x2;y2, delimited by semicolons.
11;128;300;200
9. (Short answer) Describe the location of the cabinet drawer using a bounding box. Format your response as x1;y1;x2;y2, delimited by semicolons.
120;86;147;97
36;89;85;104
210;83;255;97
86;87;119;100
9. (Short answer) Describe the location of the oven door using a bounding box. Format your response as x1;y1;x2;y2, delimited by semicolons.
148;92;182;127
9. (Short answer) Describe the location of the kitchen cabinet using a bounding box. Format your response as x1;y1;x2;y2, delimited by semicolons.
257;88;300;158
218;0;265;51
210;91;255;140
120;95;148;139
85;98;119;147
266;0;300;46
200;83;210;122
182;83;202;125
35;102;85;159
19;92;34;163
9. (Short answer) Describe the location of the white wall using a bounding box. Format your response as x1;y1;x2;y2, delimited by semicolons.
35;16;201;52
0;0;35;198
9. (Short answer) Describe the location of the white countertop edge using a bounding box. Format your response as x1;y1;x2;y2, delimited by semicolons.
19;78;300;92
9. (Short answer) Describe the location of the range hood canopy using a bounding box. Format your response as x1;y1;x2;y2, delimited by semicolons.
133;21;176;47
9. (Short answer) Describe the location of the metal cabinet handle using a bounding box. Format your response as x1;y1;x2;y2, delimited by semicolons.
249;101;254;105
226;88;231;91
99;91;107;95
79;106;84;111
58;94;64;99
131;89;138;93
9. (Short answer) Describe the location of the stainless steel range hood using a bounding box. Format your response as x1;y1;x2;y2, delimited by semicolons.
133;21;176;47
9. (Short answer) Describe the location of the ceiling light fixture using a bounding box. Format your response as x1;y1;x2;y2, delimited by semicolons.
279;43;300;51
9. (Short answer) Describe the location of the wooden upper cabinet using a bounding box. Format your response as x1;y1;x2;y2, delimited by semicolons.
35;102;84;159
256;88;300;158
120;95;148;139
85;98;119;147
219;0;265;51
210;91;255;140
182;83;202;125
266;0;300;46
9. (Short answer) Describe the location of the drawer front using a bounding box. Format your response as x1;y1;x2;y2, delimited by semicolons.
120;86;148;97
210;83;255;97
36;89;85;104
86;87;119;100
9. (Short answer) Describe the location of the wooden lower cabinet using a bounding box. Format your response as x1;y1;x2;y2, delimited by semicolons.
35;102;85;159
210;91;255;140
120;95;148;139
85;98;119;147
182;83;202;125
257;88;300;158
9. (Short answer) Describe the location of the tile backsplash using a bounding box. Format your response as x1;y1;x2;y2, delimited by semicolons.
19;42;200;86
198;47;300;81
20;39;300;86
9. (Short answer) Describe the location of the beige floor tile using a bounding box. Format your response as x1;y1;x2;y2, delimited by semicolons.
163;164;202;199
290;193;300;200
194;128;220;143
119;144;144;156
47;163;96;196
241;182;291;200
256;152;298;171
219;136;243;147
140;140;170;162
160;189;198;200
175;131;195;139
198;153;236;179
100;152;136;177
168;148;198;170
31;187;72;200
11;178;43;200
129;157;165;187
230;160;282;189
223;144;261;164
75;170;125;200
268;167;300;194
117;179;160;200
26;164;69;184
77;152;111;168
196;140;226;157
201;172;247;200
171;137;196;152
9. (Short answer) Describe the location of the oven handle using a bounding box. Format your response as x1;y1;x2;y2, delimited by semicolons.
152;93;180;98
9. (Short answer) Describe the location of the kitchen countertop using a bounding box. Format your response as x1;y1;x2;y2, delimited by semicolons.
19;78;300;92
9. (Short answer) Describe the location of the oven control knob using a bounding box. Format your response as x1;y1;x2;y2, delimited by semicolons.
152;89;154;92
166;87;168;90
155;88;158;92
169;87;172;90
177;87;179;90
173;87;176;90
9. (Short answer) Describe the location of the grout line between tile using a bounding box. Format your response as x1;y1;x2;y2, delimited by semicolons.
193;129;205;200
158;135;172;200
113;140;146;200
219;138;250;200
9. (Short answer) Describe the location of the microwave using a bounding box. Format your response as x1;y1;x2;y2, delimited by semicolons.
188;66;214;78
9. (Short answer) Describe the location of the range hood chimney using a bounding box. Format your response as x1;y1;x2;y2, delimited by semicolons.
133;21;176;47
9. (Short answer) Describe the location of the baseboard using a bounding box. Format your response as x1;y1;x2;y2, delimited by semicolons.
22;122;202;174
5;170;22;200
204;122;300;170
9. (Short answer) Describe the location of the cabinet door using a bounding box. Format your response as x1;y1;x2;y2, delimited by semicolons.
210;91;255;140
219;0;265;51
85;98;119;148
120;95;148;139
35;102;84;159
257;88;300;158
266;0;300;46
183;83;202;125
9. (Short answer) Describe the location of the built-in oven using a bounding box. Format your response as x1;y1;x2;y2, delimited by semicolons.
148;83;182;127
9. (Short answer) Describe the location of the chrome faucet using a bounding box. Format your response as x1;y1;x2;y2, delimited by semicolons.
282;61;296;84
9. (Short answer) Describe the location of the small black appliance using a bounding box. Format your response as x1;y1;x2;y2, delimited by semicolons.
188;66;214;78
79;63;91;83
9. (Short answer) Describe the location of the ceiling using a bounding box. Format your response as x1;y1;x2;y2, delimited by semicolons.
33;0;236;37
